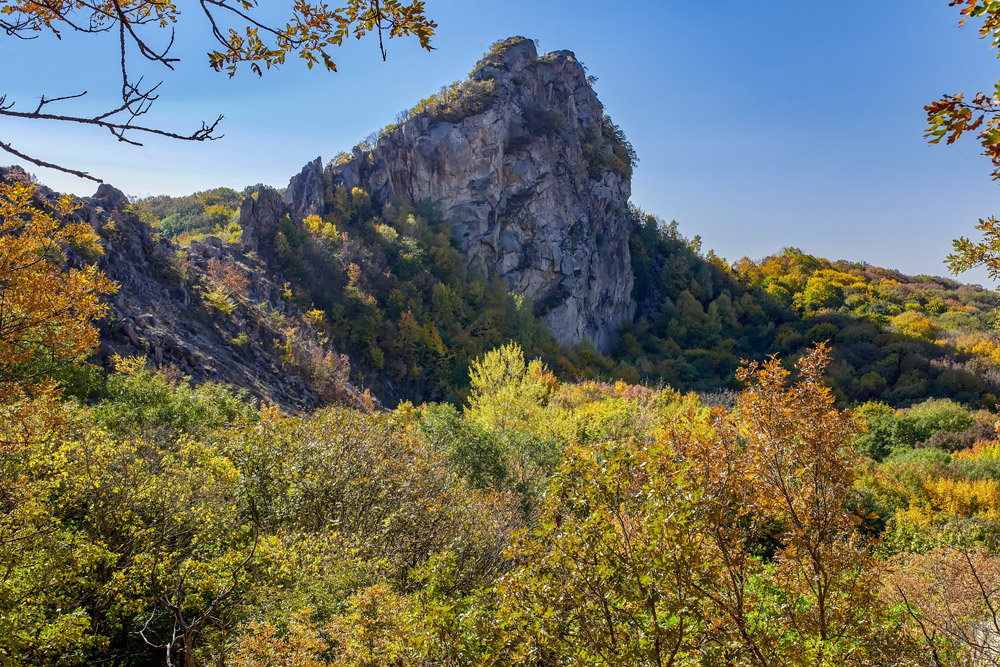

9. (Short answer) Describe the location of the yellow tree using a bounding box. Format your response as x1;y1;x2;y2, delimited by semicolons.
465;342;553;434
686;344;909;663
0;179;117;402
0;178;116;660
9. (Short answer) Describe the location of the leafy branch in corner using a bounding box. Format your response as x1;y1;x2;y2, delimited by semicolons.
0;0;436;182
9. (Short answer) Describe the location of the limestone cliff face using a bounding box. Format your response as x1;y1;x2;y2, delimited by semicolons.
285;37;635;352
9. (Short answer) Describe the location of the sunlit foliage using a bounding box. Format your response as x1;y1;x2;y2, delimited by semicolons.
0;181;116;400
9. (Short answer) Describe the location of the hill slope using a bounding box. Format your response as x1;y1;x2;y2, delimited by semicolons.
8;37;1000;410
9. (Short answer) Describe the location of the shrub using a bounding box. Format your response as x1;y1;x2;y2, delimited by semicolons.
522;106;566;137
893;310;939;340
91;355;257;439
201;286;236;315
410;79;499;124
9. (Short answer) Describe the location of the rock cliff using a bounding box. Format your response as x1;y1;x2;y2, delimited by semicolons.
285;37;636;352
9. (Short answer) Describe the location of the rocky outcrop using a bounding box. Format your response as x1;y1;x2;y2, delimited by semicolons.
285;37;635;352
0;165;370;411
240;185;289;254
283;157;325;218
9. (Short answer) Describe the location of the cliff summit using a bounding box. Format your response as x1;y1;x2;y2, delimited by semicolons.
285;36;637;352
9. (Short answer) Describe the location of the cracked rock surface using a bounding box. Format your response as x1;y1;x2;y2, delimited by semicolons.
286;37;635;352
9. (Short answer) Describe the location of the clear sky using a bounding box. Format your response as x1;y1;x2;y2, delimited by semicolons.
2;1;998;284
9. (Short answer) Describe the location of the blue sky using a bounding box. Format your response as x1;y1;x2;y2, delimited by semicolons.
2;1;998;283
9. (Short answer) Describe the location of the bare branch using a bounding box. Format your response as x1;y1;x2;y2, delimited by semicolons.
32;91;87;114
0;140;101;182
0;98;224;143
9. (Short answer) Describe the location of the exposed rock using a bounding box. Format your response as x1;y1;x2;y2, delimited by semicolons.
239;186;288;254
0;166;373;412
0;165;31;185
284;156;325;217
286;36;635;352
92;183;130;212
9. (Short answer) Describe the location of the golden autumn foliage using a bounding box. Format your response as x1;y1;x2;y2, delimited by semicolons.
3;307;1000;665
680;345;903;664
891;310;939;341
0;181;116;399
492;345;909;664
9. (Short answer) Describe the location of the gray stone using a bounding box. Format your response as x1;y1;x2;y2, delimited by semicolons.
283;156;325;216
285;36;635;352
239;186;287;254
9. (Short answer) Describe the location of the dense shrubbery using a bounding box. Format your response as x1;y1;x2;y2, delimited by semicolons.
17;330;1000;664
406;79;500;125
580;114;637;180
143;186;254;245
4;180;1000;662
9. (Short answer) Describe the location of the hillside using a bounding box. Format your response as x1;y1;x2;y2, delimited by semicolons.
11;34;1000;666
6;36;1000;412
0;166;372;411
134;184;1000;410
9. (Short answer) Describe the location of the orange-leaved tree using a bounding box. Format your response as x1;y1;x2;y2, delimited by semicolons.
0;179;117;402
492;345;913;664
686;343;909;664
927;1;1000;278
926;1;1000;180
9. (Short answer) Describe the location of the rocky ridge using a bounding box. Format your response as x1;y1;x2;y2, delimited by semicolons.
0;37;640;407
285;37;636;352
0;166;370;411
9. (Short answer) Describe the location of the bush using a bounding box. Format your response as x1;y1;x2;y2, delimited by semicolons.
901;398;976;443
888;447;952;464
417;402;506;489
90;355;257;440
580;115;637;180
410;79;499;124
522;106;566;138
201;286;236;315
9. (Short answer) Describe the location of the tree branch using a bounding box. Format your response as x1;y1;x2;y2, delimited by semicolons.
0;139;101;182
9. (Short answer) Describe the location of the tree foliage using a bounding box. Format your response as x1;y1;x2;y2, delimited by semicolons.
927;2;1000;279
0;180;116;401
926;1;1000;180
0;0;435;180
8;166;1000;663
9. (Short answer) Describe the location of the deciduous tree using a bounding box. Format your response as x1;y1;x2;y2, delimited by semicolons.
0;179;116;402
687;344;908;663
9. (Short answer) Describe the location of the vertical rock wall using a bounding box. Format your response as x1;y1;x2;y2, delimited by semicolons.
286;37;635;352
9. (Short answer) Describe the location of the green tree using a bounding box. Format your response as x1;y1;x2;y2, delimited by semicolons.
853;401;903;460
497;431;706;664
800;275;842;311
465;342;551;434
